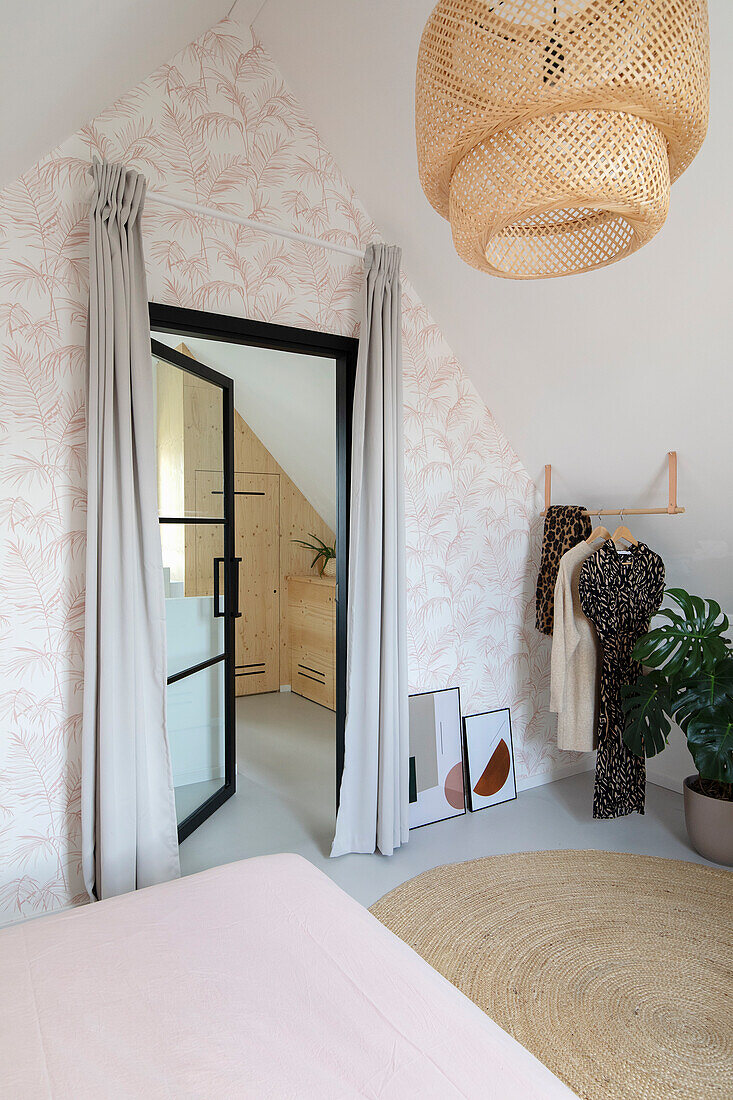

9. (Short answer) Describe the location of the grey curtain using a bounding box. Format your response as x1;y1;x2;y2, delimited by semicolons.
331;244;409;857
81;160;180;900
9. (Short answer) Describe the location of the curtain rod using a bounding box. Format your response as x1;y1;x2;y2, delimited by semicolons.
145;191;366;259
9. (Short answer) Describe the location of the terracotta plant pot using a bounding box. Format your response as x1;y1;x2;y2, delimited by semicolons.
683;776;733;866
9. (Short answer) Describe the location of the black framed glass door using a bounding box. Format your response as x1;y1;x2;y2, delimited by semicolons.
152;338;237;841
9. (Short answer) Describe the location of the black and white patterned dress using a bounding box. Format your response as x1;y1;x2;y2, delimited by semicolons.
578;541;665;819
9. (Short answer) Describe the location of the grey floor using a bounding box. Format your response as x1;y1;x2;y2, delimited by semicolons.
178;691;717;909
175;777;223;823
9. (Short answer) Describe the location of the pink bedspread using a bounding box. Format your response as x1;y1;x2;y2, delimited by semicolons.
2;854;576;1098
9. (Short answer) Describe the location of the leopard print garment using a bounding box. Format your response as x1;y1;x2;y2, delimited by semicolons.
535;506;592;635
578;540;665;819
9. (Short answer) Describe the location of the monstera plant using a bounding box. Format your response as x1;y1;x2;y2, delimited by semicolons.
621;588;733;864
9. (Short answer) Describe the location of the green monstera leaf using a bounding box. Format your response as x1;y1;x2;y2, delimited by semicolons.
624;588;733;782
673;658;733;733
632;589;730;679
685;707;733;785
621;671;673;759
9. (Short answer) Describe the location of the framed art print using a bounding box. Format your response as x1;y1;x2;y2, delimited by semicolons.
408;687;465;828
463;708;517;812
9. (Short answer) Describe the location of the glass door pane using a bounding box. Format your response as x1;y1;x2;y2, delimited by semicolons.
168;661;226;825
153;338;235;840
162;522;225;679
154;351;224;520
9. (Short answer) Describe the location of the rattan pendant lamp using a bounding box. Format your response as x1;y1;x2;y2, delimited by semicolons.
415;0;710;279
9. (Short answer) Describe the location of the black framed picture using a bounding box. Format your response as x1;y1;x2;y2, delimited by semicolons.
408;687;465;828
463;708;517;812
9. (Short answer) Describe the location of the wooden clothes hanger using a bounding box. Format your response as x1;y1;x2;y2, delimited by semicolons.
611;511;638;549
587;513;612;544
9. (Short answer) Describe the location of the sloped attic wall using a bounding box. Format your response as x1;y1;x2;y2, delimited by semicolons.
154;333;338;533
0;17;574;923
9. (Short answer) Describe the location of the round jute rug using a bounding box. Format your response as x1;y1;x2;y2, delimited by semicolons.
369;850;732;1100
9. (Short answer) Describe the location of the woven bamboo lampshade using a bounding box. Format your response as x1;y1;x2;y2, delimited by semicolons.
415;0;710;279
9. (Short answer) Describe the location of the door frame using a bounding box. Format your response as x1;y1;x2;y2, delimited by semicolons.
151;338;237;843
150;303;358;811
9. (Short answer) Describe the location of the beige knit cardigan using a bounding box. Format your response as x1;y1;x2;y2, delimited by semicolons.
550;541;601;753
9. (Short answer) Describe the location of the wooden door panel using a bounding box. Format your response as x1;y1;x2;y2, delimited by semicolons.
234;472;280;695
182;363;223;597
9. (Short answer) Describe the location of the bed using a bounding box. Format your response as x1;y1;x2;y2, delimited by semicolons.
2;854;576;1098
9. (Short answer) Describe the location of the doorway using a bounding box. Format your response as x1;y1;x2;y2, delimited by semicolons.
151;304;357;846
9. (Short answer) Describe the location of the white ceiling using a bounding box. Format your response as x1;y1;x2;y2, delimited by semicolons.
156;335;337;532
0;0;265;190
254;1;733;606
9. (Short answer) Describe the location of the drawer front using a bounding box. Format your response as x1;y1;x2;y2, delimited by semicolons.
291;647;335;710
287;577;336;710
289;601;334;654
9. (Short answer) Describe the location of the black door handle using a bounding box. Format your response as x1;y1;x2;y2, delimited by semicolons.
231;557;242;619
213;557;224;617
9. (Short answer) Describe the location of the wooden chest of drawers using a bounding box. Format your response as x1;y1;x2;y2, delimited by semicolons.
287;575;336;711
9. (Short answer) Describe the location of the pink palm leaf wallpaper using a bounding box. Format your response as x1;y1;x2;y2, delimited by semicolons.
0;18;575;924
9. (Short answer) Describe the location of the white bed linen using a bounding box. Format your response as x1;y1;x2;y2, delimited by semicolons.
1;854;577;1098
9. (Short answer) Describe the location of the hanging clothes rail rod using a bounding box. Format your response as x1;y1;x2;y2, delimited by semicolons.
145;191;366;259
541;451;685;517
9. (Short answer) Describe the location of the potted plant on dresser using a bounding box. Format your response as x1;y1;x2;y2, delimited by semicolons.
292;534;336;577
621;588;733;865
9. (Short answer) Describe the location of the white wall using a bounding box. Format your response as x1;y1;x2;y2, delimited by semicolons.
0;0;239;189
648;725;694;794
